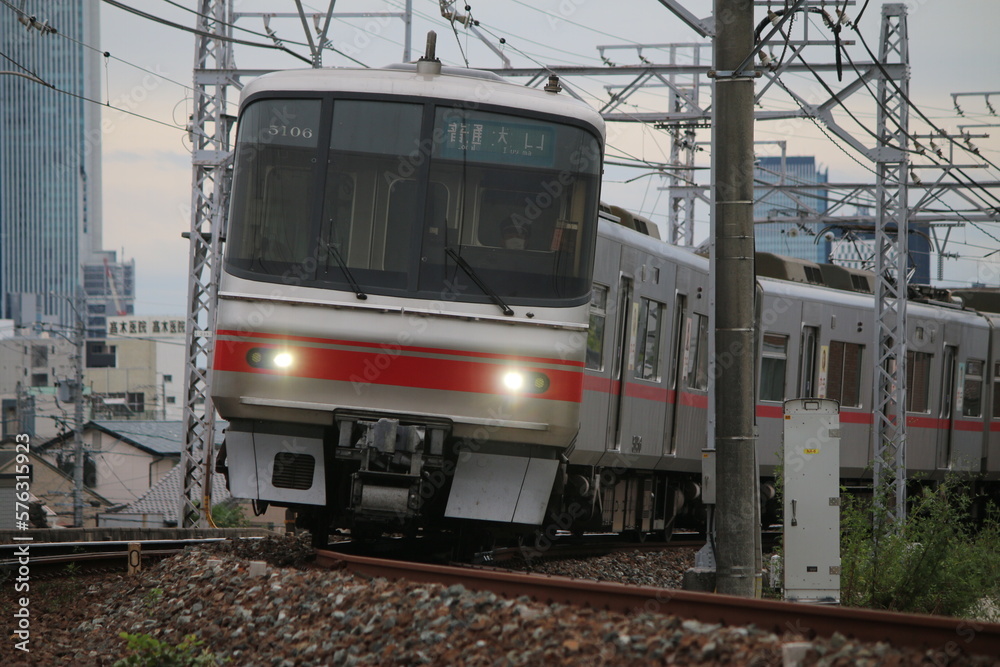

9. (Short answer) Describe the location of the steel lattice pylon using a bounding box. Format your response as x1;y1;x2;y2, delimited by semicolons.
178;0;234;528
176;4;414;527
871;3;910;524
666;44;707;246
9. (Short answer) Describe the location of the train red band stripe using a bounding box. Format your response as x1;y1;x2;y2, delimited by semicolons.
216;329;585;368
214;340;584;403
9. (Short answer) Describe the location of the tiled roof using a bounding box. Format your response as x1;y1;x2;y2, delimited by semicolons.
105;462;231;525
40;420;227;457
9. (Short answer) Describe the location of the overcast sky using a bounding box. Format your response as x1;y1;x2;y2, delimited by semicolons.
77;0;1000;315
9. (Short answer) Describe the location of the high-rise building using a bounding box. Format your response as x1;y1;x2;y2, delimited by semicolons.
0;1;103;328
83;251;136;338
753;156;830;263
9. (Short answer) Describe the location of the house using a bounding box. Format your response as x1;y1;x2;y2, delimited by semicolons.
0;448;113;528
99;462;286;531
36;420;224;506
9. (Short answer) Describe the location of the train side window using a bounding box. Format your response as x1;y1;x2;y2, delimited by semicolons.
587;285;608;371
827;340;863;407
634;297;664;381
962;359;984;418
685;313;709;390
993;362;1000;419
759;333;788;402
906;351;932;413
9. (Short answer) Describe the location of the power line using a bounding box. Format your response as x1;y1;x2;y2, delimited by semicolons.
100;0;312;65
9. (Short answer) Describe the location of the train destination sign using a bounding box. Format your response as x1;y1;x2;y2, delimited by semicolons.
438;115;555;167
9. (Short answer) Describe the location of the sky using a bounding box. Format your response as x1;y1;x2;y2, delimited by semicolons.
53;0;1000;315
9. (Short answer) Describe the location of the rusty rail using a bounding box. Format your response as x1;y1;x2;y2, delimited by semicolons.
315;548;1000;658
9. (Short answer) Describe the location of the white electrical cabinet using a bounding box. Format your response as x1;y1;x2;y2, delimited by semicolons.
783;398;841;603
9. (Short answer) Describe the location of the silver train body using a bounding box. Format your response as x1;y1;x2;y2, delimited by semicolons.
212;63;1000;543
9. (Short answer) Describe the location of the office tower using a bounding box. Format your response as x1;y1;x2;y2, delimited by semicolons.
0;1;102;328
754;156;830;263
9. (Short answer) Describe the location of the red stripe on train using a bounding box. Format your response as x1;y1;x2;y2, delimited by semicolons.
216;329;584;368
214;340;583;403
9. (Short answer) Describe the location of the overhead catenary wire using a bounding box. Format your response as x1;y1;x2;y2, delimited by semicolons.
100;0;312;65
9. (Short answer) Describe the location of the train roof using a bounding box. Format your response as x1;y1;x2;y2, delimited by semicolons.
238;65;605;140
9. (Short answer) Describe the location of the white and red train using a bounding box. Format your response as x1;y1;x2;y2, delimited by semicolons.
211;57;1000;546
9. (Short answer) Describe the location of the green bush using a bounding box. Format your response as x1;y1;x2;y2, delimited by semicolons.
211;500;250;528
840;478;1000;617
113;632;228;667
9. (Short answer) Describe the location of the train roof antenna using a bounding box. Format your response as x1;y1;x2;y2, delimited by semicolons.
417;31;442;75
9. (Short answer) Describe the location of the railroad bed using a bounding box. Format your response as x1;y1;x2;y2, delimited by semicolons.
2;534;998;665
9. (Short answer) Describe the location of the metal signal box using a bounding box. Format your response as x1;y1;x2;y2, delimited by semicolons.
783;398;841;603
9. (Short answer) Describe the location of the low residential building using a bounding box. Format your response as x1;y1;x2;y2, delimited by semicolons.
0;448;113;528
36;420;194;505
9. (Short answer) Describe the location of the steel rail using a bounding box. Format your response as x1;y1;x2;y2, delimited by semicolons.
315;548;1000;658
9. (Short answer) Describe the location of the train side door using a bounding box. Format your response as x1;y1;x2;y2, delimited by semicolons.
607;276;634;451
666;294;687;456
799;326;819;398
937;344;958;469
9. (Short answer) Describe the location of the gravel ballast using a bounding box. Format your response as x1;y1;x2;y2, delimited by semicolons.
1;535;998;666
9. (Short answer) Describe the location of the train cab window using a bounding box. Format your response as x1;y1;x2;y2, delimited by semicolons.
906;351;932;413
759;334;788;402
962;359;984;418
428;107;601;304
587;285;608;371
227;99;322;273
827;340;863;407
684;313;709;391
226;96;602;306
634;297;664;381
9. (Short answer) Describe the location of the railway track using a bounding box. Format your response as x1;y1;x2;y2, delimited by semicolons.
315;547;1000;658
0;538;237;578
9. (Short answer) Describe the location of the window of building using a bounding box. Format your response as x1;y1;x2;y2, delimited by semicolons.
586;285;608;371
685;313;709;390
963;359;984;418
827;340;863;407
31;345;47;368
759;333;788;402
634;297;664;381
906;351;932;413
31;373;47;387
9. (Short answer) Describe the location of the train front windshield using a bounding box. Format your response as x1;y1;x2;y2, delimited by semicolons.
226;97;602;306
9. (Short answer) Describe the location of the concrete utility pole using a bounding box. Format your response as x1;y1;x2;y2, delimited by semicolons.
712;0;758;597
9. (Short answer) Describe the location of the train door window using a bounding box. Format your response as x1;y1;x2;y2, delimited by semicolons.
634;298;664;381
993;362;1000;420
587;285;608;371
827;340;863;407
670;295;687;391
320;170;356;262
327;100;424;283
799;326;818;398
962;359;984;418
906;351;932;413
759;334;788;402
684;313;709;390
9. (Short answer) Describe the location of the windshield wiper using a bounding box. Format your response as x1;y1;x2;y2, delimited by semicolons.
326;243;367;300
445;247;514;317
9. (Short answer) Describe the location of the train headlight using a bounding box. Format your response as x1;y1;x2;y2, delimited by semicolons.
502;371;550;394
503;372;525;391
246;348;295;370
